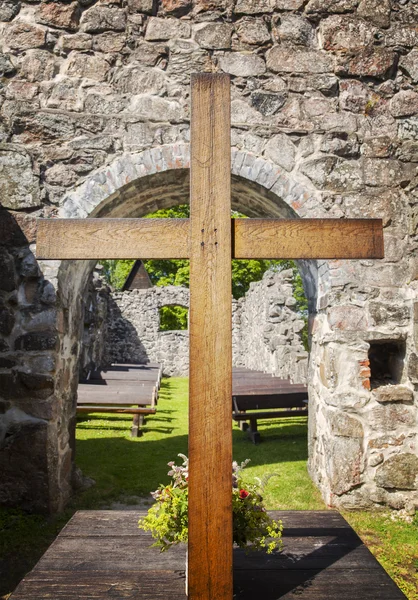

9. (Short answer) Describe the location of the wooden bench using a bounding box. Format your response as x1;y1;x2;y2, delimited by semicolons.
232;368;308;444
77;364;162;437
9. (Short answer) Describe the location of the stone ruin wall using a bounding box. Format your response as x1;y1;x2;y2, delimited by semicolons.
0;0;417;513
104;269;308;380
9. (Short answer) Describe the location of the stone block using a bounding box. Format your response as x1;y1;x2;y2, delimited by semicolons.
15;332;58;352
128;95;184;123
263;133;296;172
363;158;407;188
114;65;167;95
386;25;418;48
397;141;418;163
0;306;14;336
339;79;374;114
329;411;364;438
4;21;46;51
328;436;363;495
36;1;80;31
399;50;418;83
161;0;192;16
374;385;414;404
218;52;266;76
80;6;127;33
58;32;93;52
275;0;305;9
305;0;358;16
375;453;418;490
194;23;232;50
266;47;334;74
127;0;153;13
320;15;375;51
390;91;418;118
0;0;20;21
369;434;406;450
0;53;15;77
236;18;270;45
20;49;57;82
274;14;314;46
130;42;168;66
0;145;40;210
145;17;191;41
327;305;368;331
65;52;111;81
357;0;390;28
92;32;127;53
336;47;396;79
235;0;273;14
300;157;363;192
370;404;416;432
250;91;287;116
369;302;410;326
231;99;263;125
44;164;78;187
408;353;418;384
320;132;359;157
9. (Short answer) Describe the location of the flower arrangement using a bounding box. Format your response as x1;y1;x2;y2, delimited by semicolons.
139;454;283;554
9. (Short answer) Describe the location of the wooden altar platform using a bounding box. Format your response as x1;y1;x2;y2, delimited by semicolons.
10;510;406;599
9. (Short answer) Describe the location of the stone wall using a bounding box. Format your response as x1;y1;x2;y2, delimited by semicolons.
0;0;417;513
107;285;189;376
104;269;308;379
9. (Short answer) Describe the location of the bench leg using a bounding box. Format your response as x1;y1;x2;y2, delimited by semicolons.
247;417;261;444
131;414;143;438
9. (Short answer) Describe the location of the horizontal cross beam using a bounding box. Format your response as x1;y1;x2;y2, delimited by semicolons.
36;218;384;260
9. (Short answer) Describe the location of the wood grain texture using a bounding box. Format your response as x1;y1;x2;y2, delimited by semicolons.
188;73;233;600
36;219;190;259
10;510;406;600
233;219;384;259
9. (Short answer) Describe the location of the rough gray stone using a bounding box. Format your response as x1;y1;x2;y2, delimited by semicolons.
320;132;359;157
114;66;167;95
390;91;418;118
305;0;359;15
218;52;266;77
127;0;153;13
236;18;270;45
329;437;363;495
80;6;127;33
369;302;410;325
250;91;287;116
375;454;418;490
263;133;296;171
399;51;418;83
275;0;305;8
320;15;375;51
36;1;80;31
0;0;21;22
301;157;363;191
275;14;314;46
20;49;57;82
339;79;373;114
357;0;390;28
327;305;368;330
145;17;191;41
58;33;93;52
65;52;111;81
374;386;414;404
235;0;273;14
4;21;46;51
92;32;127;53
130;42;168;67
44;164;78;187
128;95;184;122
266;47;334;74
329;411;364;438
194;23;232;49
0;145;40;210
336;47;397;79
0;53;15;76
385;25;418;48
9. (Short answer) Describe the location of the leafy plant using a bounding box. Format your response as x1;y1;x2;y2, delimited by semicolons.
139;455;283;554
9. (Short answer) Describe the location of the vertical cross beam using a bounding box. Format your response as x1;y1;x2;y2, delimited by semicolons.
188;74;233;599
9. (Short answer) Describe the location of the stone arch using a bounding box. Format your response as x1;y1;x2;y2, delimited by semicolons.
35;143;326;512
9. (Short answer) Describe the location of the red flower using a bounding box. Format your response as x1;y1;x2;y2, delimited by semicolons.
239;489;249;499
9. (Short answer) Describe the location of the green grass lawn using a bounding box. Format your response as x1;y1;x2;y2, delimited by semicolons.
1;377;417;599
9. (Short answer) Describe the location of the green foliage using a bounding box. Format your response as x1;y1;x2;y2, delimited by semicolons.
139;454;283;554
159;305;188;331
100;259;135;290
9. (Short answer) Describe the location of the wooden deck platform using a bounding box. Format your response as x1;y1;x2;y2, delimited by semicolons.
10;510;406;599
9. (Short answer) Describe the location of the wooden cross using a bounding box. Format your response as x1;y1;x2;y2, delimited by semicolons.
36;74;384;600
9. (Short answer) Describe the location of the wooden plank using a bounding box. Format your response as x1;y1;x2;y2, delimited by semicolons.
233;219;384;259
36;219;190;260
188;72;233;600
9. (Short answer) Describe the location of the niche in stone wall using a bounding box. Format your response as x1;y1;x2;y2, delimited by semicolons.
368;340;406;388
159;305;189;331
